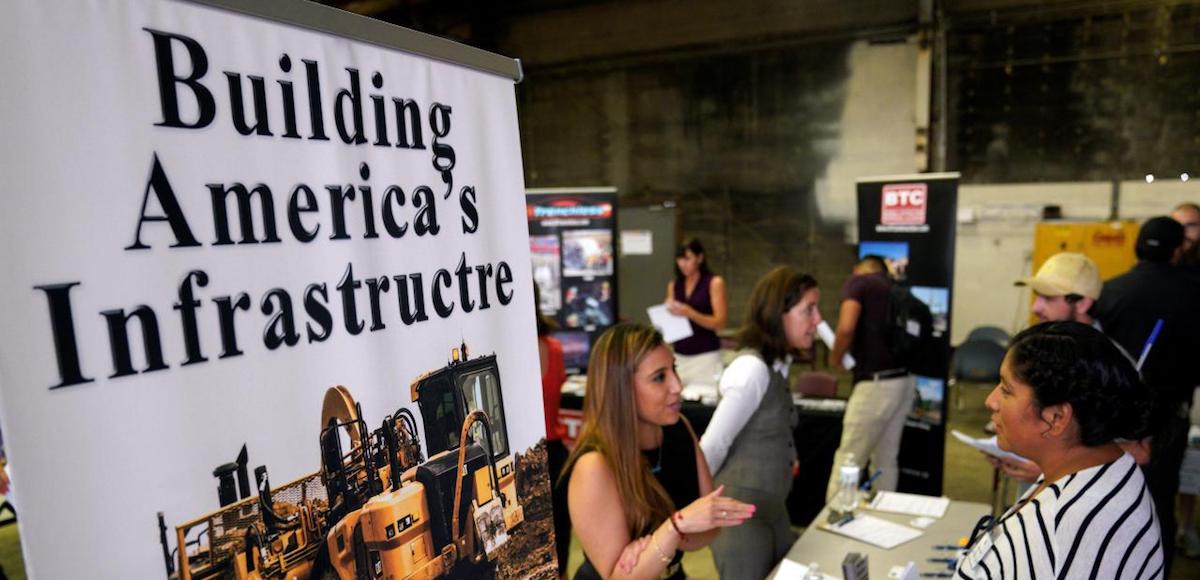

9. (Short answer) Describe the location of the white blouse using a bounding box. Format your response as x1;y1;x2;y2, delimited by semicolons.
698;353;790;473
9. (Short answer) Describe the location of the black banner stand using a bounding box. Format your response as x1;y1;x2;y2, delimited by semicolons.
526;187;619;375
856;173;959;496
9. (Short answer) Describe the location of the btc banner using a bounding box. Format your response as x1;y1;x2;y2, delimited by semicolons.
857;173;959;496
0;1;554;578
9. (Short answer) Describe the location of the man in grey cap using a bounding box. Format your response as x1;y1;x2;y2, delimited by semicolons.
1093;216;1200;573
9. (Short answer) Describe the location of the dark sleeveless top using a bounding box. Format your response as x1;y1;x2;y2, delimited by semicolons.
569;421;698;580
672;272;720;355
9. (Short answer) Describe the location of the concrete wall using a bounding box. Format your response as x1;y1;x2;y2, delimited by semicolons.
500;0;916;68
947;3;1200;183
816;40;923;229
518;37;920;326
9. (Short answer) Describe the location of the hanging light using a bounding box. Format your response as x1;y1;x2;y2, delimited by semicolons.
1145;174;1155;183
1182;173;1190;182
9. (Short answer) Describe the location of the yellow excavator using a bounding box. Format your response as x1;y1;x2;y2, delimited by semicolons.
158;344;523;579
155;444;328;579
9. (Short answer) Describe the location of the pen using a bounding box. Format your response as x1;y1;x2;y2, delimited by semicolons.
921;573;953;578
1135;319;1163;371
931;545;962;551
926;558;955;565
859;469;883;492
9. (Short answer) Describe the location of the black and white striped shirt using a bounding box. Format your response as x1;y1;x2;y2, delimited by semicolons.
956;453;1162;580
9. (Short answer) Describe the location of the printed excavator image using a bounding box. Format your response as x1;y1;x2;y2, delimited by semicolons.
157;343;524;579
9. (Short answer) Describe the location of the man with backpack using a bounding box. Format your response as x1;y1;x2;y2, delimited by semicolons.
826;255;918;500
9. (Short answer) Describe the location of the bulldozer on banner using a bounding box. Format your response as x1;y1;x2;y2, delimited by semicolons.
157;343;524;579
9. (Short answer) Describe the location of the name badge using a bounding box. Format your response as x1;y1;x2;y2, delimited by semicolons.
964;532;994;571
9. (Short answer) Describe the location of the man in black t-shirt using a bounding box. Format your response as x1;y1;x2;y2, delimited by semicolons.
1093;216;1200;574
826;255;915;500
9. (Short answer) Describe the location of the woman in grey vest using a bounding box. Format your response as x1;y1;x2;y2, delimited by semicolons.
700;266;822;579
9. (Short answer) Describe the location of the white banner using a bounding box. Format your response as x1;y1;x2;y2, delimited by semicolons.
0;1;546;578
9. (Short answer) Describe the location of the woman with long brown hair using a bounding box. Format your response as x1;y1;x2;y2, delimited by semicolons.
561;323;752;579
701;266;822;578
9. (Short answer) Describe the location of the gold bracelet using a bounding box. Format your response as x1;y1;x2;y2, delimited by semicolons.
650;531;672;564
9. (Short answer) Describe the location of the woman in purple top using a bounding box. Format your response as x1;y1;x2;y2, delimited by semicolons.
665;238;728;387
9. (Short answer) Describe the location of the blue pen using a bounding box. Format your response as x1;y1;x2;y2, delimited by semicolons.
859;469;883;492
1135;319;1164;371
921;573;954;578
931;545;961;551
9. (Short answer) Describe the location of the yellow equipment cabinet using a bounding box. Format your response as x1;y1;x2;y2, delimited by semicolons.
1032;220;1139;279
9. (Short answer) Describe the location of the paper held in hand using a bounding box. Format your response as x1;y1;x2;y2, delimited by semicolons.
817;321;855;370
647;304;693;343
950;429;1031;465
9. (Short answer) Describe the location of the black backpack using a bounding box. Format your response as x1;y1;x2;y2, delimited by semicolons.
885;283;935;373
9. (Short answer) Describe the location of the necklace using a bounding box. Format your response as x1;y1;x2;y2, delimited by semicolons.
645;429;665;474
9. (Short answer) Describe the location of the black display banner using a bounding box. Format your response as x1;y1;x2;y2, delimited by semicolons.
856;173;959;496
526;188;618;374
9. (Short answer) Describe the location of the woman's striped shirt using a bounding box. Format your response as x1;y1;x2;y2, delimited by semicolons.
955;453;1162;580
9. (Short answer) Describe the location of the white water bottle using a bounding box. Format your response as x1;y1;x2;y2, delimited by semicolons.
837;453;860;514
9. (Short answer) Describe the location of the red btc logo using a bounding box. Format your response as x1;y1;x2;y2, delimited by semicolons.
558;409;585;446
881;183;928;226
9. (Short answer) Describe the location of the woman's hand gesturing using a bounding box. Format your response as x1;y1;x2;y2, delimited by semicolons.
673;484;755;534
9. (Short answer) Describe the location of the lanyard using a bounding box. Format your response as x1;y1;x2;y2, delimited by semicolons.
966;514;996;549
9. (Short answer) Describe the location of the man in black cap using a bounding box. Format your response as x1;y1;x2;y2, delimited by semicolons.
1093;215;1200;573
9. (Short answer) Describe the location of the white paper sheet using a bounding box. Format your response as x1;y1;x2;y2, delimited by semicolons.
620;230;653;255
771;559;839;580
867;491;950;518
771;560;811;580
951;430;1031;465
887;562;919;580
817;321;855;370
647;304;693;343
821;513;924;549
